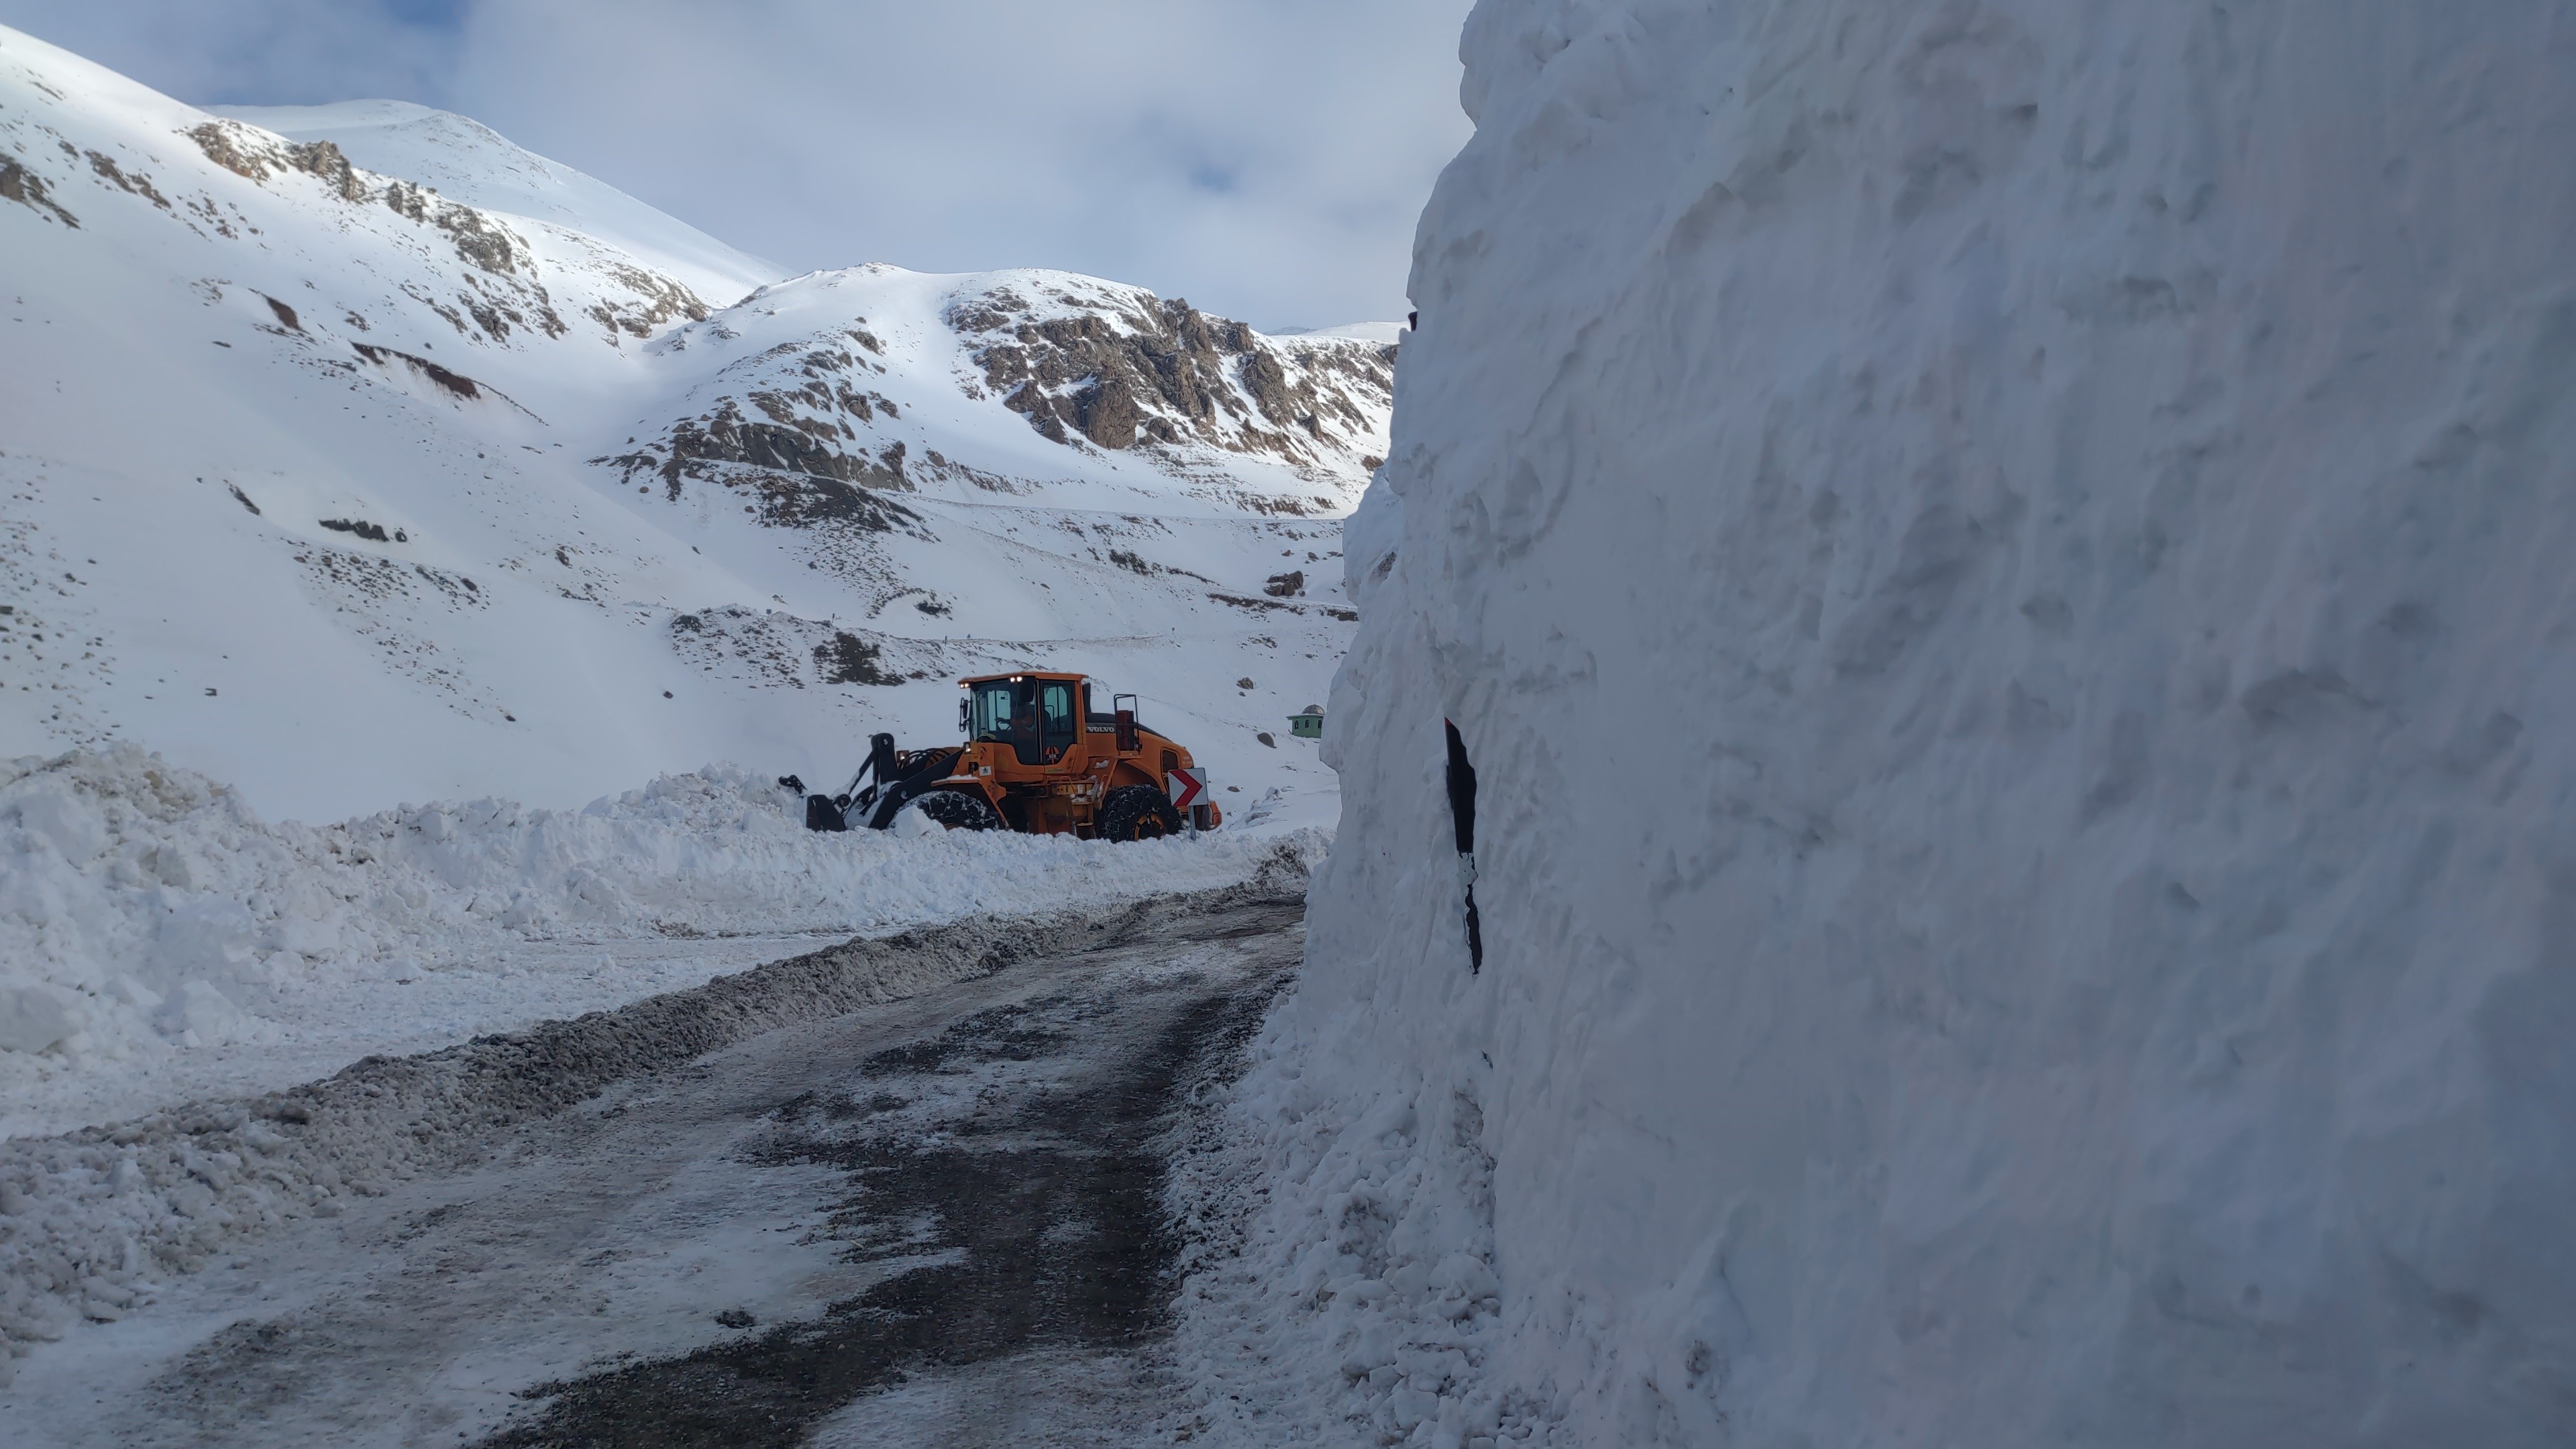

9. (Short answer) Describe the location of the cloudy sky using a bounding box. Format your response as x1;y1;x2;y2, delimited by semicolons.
0;0;1477;329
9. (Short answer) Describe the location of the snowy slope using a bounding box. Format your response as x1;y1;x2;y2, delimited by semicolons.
209;99;786;307
0;22;1389;826
1179;3;2576;1446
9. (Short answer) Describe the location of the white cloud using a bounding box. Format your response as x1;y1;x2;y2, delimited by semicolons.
0;0;1474;327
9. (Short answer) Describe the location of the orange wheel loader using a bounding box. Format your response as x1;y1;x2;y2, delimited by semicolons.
784;672;1220;841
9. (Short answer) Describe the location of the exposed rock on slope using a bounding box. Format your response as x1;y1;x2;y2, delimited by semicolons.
595;264;1393;589
604;329;914;496
1;149;80;226
608;270;1393;525
951;278;1393;467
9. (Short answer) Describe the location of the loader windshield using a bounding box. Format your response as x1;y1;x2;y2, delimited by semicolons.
971;679;1032;747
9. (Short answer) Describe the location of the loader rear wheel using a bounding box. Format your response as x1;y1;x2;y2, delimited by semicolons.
1097;784;1183;843
908;790;1005;832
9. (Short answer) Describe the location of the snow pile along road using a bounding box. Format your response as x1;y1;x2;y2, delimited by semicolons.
1177;4;2576;1446
0;745;1323;1137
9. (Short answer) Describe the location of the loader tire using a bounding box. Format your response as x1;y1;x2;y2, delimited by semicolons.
909;789;1005;832
1097;785;1183;843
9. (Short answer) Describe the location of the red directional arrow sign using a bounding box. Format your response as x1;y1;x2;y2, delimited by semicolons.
1167;767;1206;810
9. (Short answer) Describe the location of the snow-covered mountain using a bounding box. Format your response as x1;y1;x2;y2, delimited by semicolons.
0;24;1391;820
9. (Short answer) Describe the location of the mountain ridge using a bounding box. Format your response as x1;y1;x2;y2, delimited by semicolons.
207;99;786;307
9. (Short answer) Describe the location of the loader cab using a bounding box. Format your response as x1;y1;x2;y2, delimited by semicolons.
965;674;1080;766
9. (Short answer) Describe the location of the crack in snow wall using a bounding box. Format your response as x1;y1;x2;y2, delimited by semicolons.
1183;3;2576;1446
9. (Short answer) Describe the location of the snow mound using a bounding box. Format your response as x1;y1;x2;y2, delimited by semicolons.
1179;3;2576;1446
0;745;1322;1136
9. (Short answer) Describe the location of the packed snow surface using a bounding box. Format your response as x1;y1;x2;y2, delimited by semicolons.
1180;3;2576;1446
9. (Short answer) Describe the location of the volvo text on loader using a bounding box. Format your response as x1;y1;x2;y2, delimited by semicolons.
786;672;1219;841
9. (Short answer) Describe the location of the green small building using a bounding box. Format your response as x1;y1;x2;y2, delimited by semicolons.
1288;706;1324;739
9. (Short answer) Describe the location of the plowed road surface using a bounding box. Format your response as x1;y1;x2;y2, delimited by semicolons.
9;895;1301;1448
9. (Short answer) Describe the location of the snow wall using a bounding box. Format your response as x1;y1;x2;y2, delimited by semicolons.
1220;3;2576;1444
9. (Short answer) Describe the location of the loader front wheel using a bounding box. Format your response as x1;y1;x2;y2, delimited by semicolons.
908;789;1006;832
1097;785;1183;843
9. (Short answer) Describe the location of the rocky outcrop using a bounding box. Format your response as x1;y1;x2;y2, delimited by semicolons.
812;631;900;686
597;319;938;548
587;262;710;339
83;150;168;211
668;608;945;690
0;152;78;227
601;325;922;545
606;330;905;492
187;122;364;201
352;343;483;400
604;414;918;549
953;286;1393;470
671;397;899;486
595;271;1389;575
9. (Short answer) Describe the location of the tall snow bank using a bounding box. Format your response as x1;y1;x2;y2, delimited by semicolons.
0;745;1319;1133
1183;4;2576;1445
